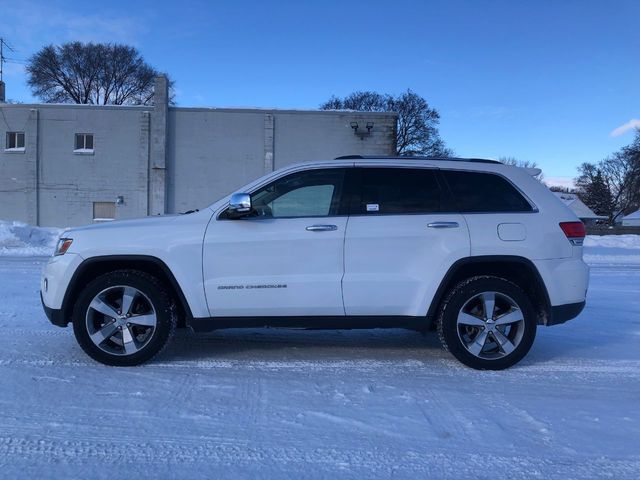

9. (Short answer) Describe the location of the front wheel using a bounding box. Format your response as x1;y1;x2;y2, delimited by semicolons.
437;276;537;370
72;270;177;366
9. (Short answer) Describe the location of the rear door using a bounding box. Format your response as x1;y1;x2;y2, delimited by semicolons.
342;167;470;316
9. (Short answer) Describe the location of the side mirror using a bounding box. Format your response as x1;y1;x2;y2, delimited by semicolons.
228;193;252;218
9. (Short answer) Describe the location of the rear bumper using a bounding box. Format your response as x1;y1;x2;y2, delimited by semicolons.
41;292;69;328
533;257;589;306
547;301;585;326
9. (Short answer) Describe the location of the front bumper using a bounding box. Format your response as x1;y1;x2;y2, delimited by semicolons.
41;292;69;327
41;252;82;308
41;252;82;328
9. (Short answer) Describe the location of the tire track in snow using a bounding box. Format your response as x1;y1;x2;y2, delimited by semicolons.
413;387;484;442
489;395;557;450
1;436;639;479
2;356;640;377
304;411;406;439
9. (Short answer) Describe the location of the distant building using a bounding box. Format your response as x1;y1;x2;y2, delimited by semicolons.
552;192;607;225
622;209;640;226
0;77;397;227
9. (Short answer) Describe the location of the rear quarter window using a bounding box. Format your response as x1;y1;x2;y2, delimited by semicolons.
441;170;533;213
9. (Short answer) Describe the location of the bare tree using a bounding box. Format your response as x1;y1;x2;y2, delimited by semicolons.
499;156;544;182
322;91;385;112
321;89;451;157
26;42;174;105
575;129;640;223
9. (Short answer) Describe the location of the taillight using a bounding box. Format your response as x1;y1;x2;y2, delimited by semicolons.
559;222;585;246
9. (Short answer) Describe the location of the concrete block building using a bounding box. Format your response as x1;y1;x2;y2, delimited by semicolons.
0;77;397;227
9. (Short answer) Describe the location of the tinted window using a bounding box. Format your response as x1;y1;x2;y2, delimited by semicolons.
250;168;345;218
270;184;335;217
441;170;533;212
357;168;442;214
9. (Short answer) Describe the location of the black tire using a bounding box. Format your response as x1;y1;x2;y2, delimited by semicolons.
437;276;537;370
72;270;177;366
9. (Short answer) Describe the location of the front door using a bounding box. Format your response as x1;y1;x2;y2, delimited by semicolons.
203;167;349;317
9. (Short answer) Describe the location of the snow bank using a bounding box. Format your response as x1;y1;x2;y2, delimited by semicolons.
584;234;640;249
584;234;640;266
0;221;63;256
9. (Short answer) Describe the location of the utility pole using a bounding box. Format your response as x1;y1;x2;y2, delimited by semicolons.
0;37;16;81
0;38;15;103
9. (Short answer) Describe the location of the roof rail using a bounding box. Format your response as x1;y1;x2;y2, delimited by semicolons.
334;155;501;164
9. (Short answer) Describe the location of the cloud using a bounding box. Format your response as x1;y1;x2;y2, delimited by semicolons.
0;1;149;51
610;119;640;137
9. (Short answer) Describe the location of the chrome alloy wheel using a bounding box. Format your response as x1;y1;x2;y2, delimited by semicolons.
456;291;525;360
85;286;157;356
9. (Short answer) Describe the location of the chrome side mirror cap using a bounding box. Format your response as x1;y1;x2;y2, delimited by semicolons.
228;192;252;218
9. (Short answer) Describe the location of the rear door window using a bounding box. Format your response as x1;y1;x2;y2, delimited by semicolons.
355;168;443;214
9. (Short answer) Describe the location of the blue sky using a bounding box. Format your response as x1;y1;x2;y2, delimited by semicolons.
1;0;638;184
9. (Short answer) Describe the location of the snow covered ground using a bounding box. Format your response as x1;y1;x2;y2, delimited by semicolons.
0;231;639;478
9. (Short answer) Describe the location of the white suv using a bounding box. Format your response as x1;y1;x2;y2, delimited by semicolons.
41;156;589;369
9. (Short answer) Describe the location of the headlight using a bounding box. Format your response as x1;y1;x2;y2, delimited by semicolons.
54;238;73;256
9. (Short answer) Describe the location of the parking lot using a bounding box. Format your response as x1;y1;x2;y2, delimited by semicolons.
1;253;639;479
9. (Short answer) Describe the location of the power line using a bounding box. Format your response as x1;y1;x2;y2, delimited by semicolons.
1;37;17;82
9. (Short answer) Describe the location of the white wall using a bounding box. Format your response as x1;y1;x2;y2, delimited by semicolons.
1;102;397;226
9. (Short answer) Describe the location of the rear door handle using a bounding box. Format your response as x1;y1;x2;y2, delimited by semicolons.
306;224;338;232
427;222;459;229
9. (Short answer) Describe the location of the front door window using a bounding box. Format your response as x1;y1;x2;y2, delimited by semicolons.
250;169;346;218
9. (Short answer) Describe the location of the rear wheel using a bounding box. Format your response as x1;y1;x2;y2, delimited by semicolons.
72;270;177;366
437;276;536;370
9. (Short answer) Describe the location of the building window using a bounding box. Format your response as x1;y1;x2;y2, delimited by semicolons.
93;202;115;221
74;133;94;154
5;131;25;152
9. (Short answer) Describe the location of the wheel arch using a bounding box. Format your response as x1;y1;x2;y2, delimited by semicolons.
426;256;551;326
61;255;193;327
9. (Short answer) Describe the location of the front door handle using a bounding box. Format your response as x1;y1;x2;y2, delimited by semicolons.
306;224;338;232
427;222;460;229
